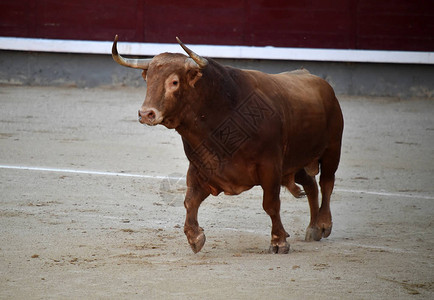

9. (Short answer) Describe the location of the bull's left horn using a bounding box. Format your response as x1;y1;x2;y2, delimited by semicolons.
112;35;152;69
176;37;208;69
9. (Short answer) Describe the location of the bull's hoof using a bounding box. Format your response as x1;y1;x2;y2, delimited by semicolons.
322;224;332;238
296;191;306;198
289;185;306;199
188;232;206;254
293;190;306;199
305;226;322;241
305;223;333;241
269;241;290;254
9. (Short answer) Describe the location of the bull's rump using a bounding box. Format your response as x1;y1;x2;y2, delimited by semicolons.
245;69;343;172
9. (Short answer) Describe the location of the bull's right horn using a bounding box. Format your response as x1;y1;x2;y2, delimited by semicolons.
176;37;208;69
112;35;152;69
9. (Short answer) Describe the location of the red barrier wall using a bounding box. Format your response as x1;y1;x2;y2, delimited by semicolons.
1;0;433;51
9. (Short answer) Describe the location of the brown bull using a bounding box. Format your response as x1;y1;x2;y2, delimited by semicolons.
112;35;344;254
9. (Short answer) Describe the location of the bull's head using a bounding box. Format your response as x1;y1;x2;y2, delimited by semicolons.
112;35;208;129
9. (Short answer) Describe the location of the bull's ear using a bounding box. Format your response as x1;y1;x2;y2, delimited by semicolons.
188;69;202;87
141;70;148;81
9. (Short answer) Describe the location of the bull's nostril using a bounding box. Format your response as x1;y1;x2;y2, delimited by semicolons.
147;110;156;120
139;109;157;123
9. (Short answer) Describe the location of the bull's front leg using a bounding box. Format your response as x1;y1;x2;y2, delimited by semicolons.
261;171;290;254
183;167;210;254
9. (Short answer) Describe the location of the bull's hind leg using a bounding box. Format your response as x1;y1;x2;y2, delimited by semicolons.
317;144;341;239
282;173;305;198
294;169;322;241
300;144;341;241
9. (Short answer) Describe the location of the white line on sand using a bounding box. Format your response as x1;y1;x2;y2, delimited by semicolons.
1;164;433;200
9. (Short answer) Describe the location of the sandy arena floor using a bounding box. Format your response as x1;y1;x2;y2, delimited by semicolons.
0;86;433;299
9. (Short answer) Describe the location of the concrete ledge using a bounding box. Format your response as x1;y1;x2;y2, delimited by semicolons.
0;50;433;98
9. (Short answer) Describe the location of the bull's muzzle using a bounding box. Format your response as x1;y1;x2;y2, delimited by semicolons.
138;108;161;125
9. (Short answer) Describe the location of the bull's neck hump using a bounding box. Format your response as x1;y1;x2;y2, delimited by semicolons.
176;62;246;144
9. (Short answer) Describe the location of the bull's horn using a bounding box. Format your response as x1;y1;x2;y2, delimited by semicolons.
176;37;208;69
112;35;152;69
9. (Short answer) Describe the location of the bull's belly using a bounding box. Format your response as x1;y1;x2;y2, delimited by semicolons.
192;159;256;196
206;174;256;196
215;183;253;196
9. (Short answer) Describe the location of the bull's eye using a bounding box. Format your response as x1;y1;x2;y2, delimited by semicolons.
173;80;178;86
